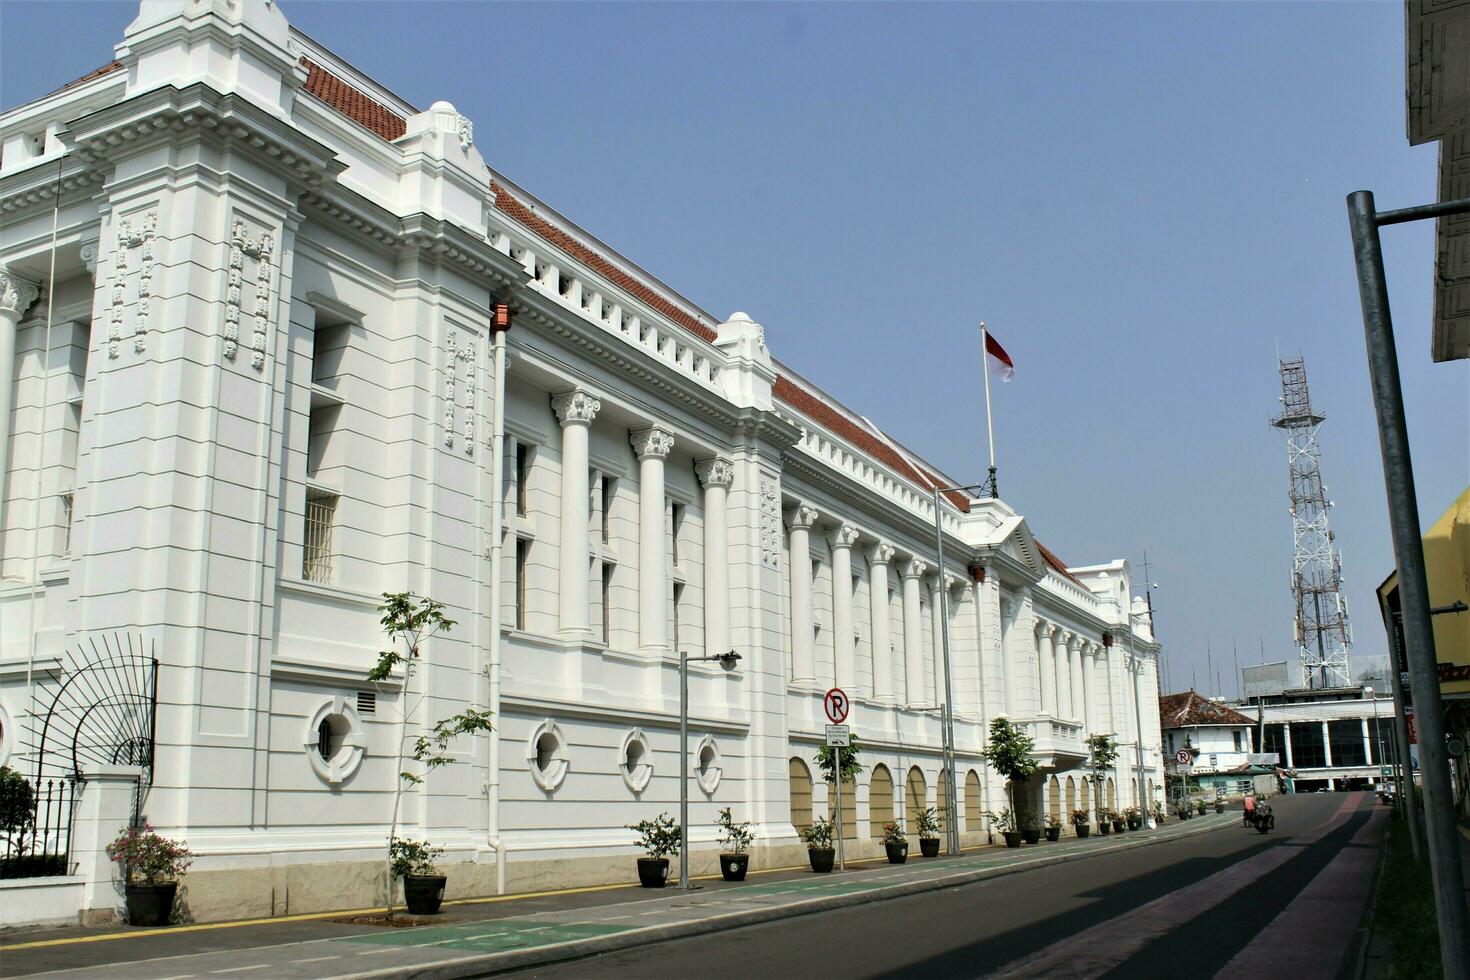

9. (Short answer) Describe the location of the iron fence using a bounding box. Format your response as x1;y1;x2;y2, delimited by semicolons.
0;774;75;879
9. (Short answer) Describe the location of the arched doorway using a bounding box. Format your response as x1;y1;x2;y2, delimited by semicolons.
789;757;812;833
965;770;982;834
1065;776;1076;818
905;766;927;834
1048;775;1061;821
870;764;894;838
1106;777;1116;813
1081;778;1091;817
936;768;949;836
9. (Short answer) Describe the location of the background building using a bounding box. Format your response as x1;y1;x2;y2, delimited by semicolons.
1158;691;1278;803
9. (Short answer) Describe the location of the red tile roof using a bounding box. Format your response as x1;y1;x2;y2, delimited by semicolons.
1035;541;1083;585
300;58;406;141
1158;691;1254;728
45;59;123;98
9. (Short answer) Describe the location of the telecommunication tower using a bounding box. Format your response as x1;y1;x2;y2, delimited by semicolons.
1271;357;1353;688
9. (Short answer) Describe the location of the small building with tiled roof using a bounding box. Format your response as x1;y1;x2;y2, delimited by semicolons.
1159;691;1279;805
0;0;1165;926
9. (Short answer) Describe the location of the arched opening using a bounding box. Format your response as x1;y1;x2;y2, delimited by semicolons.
1048;775;1061;822
1081;778;1091;817
869;764;894;838
1106;777;1116;813
904;766;927;834
936;768;950;836
965;770;983;834
1065;776;1076;817
789;757;813;833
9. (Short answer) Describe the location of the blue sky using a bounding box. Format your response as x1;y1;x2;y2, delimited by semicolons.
3;1;1466;697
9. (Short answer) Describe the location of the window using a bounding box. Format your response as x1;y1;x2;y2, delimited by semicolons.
695;735;722;794
620;729;653;793
1329;720;1367;767
303;491;338;583
515;442;531;516
670;502;685;566
528;720;568;791
1232;731;1243;752
1290;723;1326;768
316;716;344;760
601;476;616;541
60;492;74;556
672;582;684;653
514;538;529;630
304;697;364;786
601;561;614;644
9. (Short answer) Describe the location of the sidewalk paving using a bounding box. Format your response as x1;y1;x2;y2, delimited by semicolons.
3;812;1237;979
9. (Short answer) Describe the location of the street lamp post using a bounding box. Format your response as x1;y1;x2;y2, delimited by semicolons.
1366;687;1388;797
679;649;742;890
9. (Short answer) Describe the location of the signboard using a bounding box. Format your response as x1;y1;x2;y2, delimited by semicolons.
825;724;850;747
1175;749;1192;766
1406;706;1418;745
823;688;850;725
1242;661;1291;699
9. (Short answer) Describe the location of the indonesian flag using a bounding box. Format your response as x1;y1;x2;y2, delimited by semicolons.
984;328;1015;381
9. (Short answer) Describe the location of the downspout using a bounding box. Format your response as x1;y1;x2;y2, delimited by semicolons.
486;300;512;893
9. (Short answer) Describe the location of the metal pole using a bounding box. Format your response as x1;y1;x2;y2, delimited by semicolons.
1128;648;1153;829
1347;189;1468;974
1382;603;1420;843
679;651;689;890
835;745;845;871
932;487;961;855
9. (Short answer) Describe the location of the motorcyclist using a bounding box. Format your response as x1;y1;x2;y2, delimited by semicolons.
1243;791;1257;826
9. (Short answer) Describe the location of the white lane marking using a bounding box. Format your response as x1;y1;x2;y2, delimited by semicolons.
209;967;271;975
291;955;342;964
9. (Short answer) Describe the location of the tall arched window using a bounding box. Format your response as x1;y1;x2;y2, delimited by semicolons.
1048;775;1061;821
964;770;983;834
1065;776;1076;816
936;768;950;835
904;766;926;834
1081;778;1091;816
869;764;894;838
788;757;813;833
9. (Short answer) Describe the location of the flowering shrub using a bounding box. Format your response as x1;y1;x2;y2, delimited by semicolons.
388;838;442;878
799;817;834;850
916;807;942;838
881;821;907;845
105;825;192;885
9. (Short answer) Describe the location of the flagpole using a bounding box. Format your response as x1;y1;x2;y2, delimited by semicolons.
980;322;998;497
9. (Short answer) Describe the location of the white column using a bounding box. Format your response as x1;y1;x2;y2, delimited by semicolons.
787;502;818;686
1037;622;1056;716
74;766;143;922
0;269;40;523
695;457;733;658
1081;641;1098;734
868;542;896;701
901;557;928;706
1099;642;1116;732
829;522;859;691
631;426;674;655
1321;720;1333;768
1055;629;1072;720
929;575;946;705
1361;718;1373;766
1068;635;1084;723
1000;594;1019;717
552;390;601;638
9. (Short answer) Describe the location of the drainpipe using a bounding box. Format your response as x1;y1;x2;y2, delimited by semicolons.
486;300;512;893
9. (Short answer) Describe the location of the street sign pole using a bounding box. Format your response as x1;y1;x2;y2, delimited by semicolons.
835;744;845;872
823;690;851;873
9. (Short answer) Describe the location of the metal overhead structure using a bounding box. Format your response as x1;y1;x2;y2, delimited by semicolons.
1271;357;1354;689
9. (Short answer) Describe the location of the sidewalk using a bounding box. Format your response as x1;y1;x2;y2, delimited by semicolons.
2;813;1237;979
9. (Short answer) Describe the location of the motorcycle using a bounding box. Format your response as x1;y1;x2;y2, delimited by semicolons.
1244;803;1274;834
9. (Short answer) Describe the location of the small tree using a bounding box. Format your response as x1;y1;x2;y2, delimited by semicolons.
1086;734;1118;826
0;767;36;853
981;716;1038;820
814;734;865;784
628;813;681;861
371;592;494;915
714;807;753;854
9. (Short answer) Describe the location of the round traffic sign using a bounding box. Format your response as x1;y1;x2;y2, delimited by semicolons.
1174;749;1192;766
824;688;850;724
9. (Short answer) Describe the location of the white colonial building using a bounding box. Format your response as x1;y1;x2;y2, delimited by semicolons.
0;0;1163;925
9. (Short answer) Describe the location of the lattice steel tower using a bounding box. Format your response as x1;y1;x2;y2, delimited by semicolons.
1271;357;1353;688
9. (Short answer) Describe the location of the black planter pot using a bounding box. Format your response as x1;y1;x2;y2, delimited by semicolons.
1021;828;1041;845
1127;819;1141;831
1112;820;1126;833
124;882;177;927
720;854;749;882
919;838;940;858
1098;822;1111;835
808;848;835;873
1074;823;1090;839
885;842;909;864
1044;827;1061;843
637;858;670;888
403;874;446;915
1215;803;1225;814
1003;831;1023;848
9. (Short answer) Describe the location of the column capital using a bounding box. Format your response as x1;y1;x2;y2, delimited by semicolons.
630;425;675;459
828;522;860;549
1036;619;1058;638
552;389;601;427
694;456;734;488
867;541;896;566
901;556;928;580
786;502;819;530
0;267;41;320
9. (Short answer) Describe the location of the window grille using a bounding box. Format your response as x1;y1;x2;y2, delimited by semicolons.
356;691;376;715
316;717;334;759
60;492;74;555
303;492;338;583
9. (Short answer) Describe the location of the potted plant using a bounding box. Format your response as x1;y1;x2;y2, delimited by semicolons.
916;807;942;857
1097;810;1112;834
1043;813;1062;843
882;821;909;863
1020;810;1042;846
628;813;680;887
1214;797;1226;814
801;817;836;873
1071;808;1090;838
390;838;446;914
1195;798;1207;817
1125;806;1142;831
714;807;753;882
1111;810;1126;834
981;717;1039;850
106;824;193;926
1176;801;1191;820
370;593;494;917
988;808;1022;848
1085;736;1118;841
1151;801;1166;825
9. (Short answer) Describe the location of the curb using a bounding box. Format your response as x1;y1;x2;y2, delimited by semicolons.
342;815;1237;980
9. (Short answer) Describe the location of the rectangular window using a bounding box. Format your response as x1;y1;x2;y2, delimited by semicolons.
672;581;684;654
602;477;616;542
1289;723;1327;769
1328;720;1367;767
1262;723;1287;761
1232;731;1243;752
515;443;530;516
671;503;685;566
515;538;529;630
601;561;614;644
303;491;338;583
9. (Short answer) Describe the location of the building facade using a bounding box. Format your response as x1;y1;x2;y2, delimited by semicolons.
1158;691;1278;803
0;0;1164;925
1246;688;1398;794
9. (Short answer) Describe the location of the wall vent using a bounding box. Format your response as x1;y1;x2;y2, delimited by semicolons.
356;691;376;715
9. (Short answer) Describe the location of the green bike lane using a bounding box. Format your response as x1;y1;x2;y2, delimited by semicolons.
5;813;1238;979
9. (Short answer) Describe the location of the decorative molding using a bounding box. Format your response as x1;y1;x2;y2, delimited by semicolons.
694;456;734;489
759;477;781;569
0;268;40;320
443;329;476;453
106;209;158;357
551;388;601;427
224;215;276;370
901;556;929;580
629;426;674;461
828;522;860;550
786;502;818;530
303;696;365;787
527;719;569;793
457;116;474;151
694;734;722;795
866;541;896;566
79;242;99;281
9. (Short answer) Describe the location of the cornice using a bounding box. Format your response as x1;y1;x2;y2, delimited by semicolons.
0;160;106;216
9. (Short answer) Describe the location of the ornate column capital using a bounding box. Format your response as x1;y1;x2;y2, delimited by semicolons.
786;502;819;530
0;268;41;320
901;556;929;580
828;522;860;550
1037;620;1059;639
694;456;734;489
867;541;896;567
552;389;601;427
630;425;675;460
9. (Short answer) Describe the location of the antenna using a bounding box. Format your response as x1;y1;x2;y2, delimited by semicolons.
1271;356;1353;688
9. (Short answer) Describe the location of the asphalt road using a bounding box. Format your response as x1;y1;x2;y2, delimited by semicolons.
505;792;1381;980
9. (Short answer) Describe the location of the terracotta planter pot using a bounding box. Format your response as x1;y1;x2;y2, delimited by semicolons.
808;848;835;873
1003;831;1023;848
885;842;909;864
919;838;940;858
720;854;749;882
1074;823;1090;838
637;858;670;888
124;882;177;927
403;874;446;915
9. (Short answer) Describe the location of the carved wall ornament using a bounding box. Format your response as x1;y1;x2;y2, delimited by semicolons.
694;457;734;489
441;330;478;454
224;217;276;370
107;210;158;357
902;557;929;580
828;523;860;550
786;502;819;530
759;477;781;569
629;426;674;461
0;269;40;320
457;116;474;151
866;541;896;567
551;389;601;427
